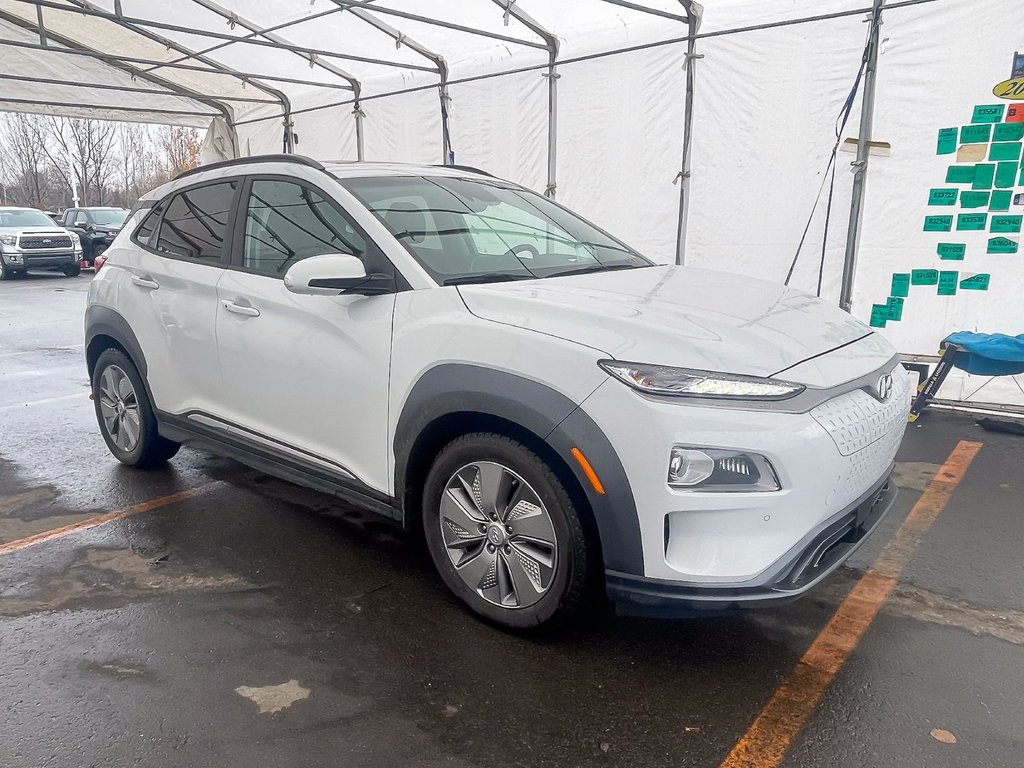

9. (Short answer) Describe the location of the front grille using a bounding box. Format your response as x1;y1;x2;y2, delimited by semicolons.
811;369;911;456
19;235;73;250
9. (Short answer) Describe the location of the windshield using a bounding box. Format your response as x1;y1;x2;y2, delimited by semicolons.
341;176;651;284
90;209;128;227
0;209;58;228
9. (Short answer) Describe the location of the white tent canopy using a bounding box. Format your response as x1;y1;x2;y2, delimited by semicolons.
4;0;1024;409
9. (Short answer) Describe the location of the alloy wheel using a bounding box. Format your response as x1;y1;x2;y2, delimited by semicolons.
439;461;558;609
98;364;142;452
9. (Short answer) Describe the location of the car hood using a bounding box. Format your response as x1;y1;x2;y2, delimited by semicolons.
0;226;71;235
458;265;883;382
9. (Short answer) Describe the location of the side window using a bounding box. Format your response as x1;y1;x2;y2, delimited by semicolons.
154;181;237;261
242;180;367;277
134;207;161;247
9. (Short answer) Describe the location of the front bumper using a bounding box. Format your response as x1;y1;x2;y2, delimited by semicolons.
607;473;896;616
1;251;77;269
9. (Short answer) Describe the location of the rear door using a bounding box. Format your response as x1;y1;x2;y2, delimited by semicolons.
213;175;397;494
117;179;239;417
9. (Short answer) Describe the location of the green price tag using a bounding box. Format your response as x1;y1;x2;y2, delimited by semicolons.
962;124;993;143
973;163;996;190
972;105;1005;123
925;216;954;232
991;215;1023;233
928;188;959;206
890;273;910;297
989;142;1023;161
938;271;959;295
937;242;966;259
911;269;939;285
990;190;1012;211
995;161;1017;188
960;274;991;291
987;236;1019;254
994;123;1024;142
937;127;958;155
869;304;888;328
957;213;987;231
960;191;990;208
945;165;976;183
886;296;905;321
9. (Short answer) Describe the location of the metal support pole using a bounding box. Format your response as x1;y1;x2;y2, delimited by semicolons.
35;2;46;45
839;0;883;312
543;56;559;197
353;97;365;162
674;2;702;265
439;79;453;165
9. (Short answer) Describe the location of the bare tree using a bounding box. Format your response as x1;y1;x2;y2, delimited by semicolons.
0;113;53;208
159;126;203;176
42;117;117;206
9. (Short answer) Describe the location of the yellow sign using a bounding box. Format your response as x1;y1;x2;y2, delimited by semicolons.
993;77;1024;100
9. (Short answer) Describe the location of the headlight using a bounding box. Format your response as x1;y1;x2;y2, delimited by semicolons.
598;360;805;400
72;233;83;251
0;234;16;246
668;447;780;491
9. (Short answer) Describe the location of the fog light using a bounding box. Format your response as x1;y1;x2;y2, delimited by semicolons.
667;448;715;486
668;447;781;492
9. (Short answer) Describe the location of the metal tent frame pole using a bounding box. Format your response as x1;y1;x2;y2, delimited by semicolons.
330;0;452;165
675;1;702;265
184;0;364;159
491;1;560;198
839;0;884;312
0;7;230;126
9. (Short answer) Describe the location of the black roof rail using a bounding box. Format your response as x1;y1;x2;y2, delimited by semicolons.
174;154;326;180
433;163;494;178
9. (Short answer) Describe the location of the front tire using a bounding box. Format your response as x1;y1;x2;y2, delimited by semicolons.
0;260;10;280
92;348;180;468
422;433;593;630
63;264;81;277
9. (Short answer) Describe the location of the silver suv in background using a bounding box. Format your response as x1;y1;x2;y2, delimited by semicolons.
0;207;83;279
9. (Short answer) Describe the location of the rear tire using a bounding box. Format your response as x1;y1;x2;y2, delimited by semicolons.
92;348;180;468
422;433;593;630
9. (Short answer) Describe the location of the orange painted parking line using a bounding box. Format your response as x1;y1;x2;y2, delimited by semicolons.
0;483;216;557
720;440;983;768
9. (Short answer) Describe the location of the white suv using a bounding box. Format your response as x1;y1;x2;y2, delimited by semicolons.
86;155;910;629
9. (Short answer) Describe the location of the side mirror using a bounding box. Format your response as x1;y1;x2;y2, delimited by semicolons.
283;253;393;296
75;219;88;228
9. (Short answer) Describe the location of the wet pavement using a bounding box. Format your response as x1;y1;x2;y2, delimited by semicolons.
1;272;1022;767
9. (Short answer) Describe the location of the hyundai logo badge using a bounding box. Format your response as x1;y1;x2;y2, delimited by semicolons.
874;373;893;402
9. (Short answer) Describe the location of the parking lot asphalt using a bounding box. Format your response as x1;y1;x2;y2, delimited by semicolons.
1;272;1022;768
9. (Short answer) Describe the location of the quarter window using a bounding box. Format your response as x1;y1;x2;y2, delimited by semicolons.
154;181;237;261
242;180;366;277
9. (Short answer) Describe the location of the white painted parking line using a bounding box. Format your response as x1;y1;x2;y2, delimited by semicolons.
0;393;87;412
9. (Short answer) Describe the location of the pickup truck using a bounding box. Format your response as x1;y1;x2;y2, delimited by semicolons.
0;207;82;279
60;207;129;266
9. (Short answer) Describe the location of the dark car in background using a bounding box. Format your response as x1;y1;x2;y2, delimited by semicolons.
60;207;128;266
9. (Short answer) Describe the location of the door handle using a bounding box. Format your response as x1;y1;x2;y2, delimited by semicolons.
221;299;260;317
131;274;159;290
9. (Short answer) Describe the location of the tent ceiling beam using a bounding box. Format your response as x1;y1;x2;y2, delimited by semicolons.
0;7;234;125
144;5;352;76
0;72;279;104
330;0;547;50
0;94;217;119
10;0;428;74
598;0;691;23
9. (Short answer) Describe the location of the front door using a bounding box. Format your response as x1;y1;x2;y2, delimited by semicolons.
214;177;396;494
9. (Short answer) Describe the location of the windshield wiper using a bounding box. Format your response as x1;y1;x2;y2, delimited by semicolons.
443;272;535;286
546;263;650;279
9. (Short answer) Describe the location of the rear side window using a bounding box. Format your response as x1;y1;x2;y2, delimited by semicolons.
134;207;161;247
154;181;237;261
242;179;366;277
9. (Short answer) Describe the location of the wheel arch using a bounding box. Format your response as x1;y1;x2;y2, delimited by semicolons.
85;306;147;382
394;364;645;576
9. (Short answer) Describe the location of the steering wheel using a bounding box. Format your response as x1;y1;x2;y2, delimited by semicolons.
505;243;540;261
